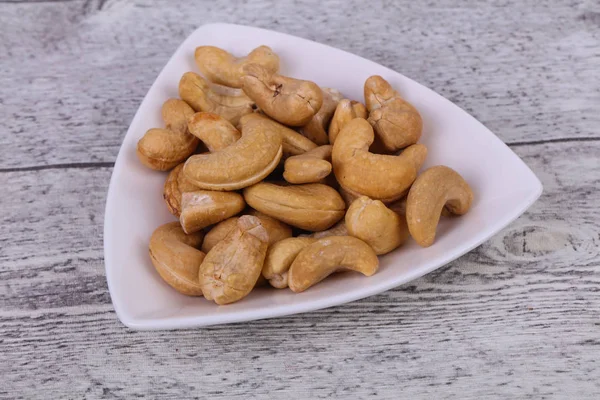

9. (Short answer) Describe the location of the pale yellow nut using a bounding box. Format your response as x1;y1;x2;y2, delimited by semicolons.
332;118;427;202
406;166;474;247
199;215;269;304
310;220;348;238
163;163;200;217
201;217;239;253
345;196;409;255
298;88;343;145
136;99;198;171
283;145;332;184
179;72;255;125
195;45;280;88
183;114;283;191
243;182;346;231
149;222;205;296
241;64;323;126
262;237;317;289
187;112;241;152
288;236;379;293
328;99;368;145
179;190;245;234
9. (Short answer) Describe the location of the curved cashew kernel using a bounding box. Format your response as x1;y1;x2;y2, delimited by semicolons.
311;220;348;238
136;99;198;171
179;72;255;125
183;115;283;191
187;112;240;152
179;190;245;234
283;145;332;184
238;113;317;158
328;99;368;145
163;163;200;217
346;196;409;255
299;88;343;145
262;237;317;288
332;118;427;202
406;166;474;247
364;75;422;152
195;45;280;88
149;222;205;296
241;64;323;126
243;182;346;231
288;236;379;293
201;217;239;253
199;215;269;304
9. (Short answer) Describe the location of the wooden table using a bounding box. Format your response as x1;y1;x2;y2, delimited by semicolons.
2;0;599;398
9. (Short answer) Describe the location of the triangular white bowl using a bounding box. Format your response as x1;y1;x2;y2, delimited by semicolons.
104;23;543;330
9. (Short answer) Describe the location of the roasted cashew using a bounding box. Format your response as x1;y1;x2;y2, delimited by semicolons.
243;182;345;231
283;145;332;184
183;114;283;191
179;190;245;234
179;72;255;125
201;217;238;253
187;112;240;152
163;163;200;217
199;215;269;304
195;45;280;88
328;99;368;145
287;236;379;293
364;75;422;152
262;237;316;288
406;166;474;247
136;99;198;171
332;118;427;202
310;220;348;238
149;222;205;296
241;64;323;126
299;88;342;145
345;196;409;255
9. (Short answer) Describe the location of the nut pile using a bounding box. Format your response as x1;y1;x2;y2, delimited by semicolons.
137;45;474;305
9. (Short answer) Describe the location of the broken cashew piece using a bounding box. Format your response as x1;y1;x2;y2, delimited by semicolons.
288;236;379;293
332;118;427;202
199;215;269;304
195;45;280;88
299;88;343;145
163;163;200;217
244;182;346;231
136;99;198;171
328;99;368;145
262;237;317;289
179;190;245;234
283;145;332;184
241;64;323;126
364;75;423;152
345;196;409;255
179;72;255;125
149;222;205;296
406;165;474;247
187;112;241;152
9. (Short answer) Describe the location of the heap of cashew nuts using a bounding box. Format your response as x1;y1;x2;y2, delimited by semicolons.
138;45;474;305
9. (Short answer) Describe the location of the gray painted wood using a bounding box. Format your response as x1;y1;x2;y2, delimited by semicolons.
0;0;599;398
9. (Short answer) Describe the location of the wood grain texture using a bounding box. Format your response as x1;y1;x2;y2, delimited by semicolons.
1;0;599;398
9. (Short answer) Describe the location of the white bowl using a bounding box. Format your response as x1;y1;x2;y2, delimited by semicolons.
104;23;542;330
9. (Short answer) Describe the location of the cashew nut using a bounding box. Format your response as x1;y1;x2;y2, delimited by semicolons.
136;99;198;171
183;114;283;191
241;64;323;126
406;166;474;247
201;217;239;253
163;163;200;217
262;237;317;288
149;222;205;296
287;236;379;293
328;99;367;145
187;112;240;152
310;220;348;238
283;145;332;184
332;118;427;202
243;182;345;231
364;75;422;152
195;45;280;88
179;72;255;125
345;196;409;255
179;190;245;234
199;215;269;304
299;88;343;145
